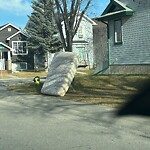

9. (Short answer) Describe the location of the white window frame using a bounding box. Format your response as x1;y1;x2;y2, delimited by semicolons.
12;62;28;71
12;41;28;55
8;27;11;32
114;19;122;44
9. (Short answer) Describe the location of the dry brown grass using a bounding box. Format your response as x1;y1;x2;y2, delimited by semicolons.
62;73;150;107
8;83;42;94
7;70;150;108
0;71;48;79
12;71;48;78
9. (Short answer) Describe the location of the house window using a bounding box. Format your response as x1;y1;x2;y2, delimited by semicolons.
114;19;122;44
12;62;27;71
12;41;28;55
78;26;83;38
8;27;11;32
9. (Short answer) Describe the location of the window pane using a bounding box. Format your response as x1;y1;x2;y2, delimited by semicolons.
12;41;27;55
12;62;27;71
12;42;17;54
18;42;23;53
8;27;11;32
23;42;27;53
114;20;122;43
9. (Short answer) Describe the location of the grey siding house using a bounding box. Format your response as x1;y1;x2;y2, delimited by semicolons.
62;14;97;68
0;23;34;72
93;20;108;73
96;0;150;74
73;15;97;68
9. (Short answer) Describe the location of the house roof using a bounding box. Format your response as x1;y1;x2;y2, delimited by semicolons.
82;14;97;25
0;23;21;32
61;13;97;26
6;30;28;40
0;24;8;29
96;0;134;21
0;23;28;40
0;42;12;51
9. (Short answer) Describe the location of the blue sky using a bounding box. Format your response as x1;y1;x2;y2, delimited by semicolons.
0;0;109;30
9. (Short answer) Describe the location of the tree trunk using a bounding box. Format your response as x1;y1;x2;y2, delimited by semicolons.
66;33;73;52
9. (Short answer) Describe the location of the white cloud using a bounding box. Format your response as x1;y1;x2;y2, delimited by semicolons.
0;0;32;16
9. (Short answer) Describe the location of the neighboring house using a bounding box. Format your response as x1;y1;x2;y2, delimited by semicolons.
95;0;150;74
62;14;97;68
25;14;97;70
93;20;108;73
0;23;34;72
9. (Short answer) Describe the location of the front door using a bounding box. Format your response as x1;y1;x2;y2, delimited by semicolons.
0;52;5;70
77;47;88;66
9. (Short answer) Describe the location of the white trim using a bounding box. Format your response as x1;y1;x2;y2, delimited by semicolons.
8;27;12;32
96;0;134;20
7;31;21;40
7;31;28;40
99;10;128;19
8;51;11;60
0;56;5;70
12;62;28;71
0;23;20;32
12;41;28;55
82;15;97;26
73;43;88;45
114;0;133;12
0;42;12;51
73;41;89;45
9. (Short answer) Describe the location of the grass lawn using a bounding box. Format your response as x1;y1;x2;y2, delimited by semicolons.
64;73;150;107
7;70;150;108
12;71;48;78
0;71;48;79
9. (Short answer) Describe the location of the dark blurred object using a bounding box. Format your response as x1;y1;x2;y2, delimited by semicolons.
116;79;150;117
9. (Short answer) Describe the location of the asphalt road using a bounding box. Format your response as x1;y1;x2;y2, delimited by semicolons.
0;78;150;150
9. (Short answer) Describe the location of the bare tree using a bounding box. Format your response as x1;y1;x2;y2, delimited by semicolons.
51;0;92;52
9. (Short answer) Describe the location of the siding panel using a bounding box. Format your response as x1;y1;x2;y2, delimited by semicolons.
109;8;150;65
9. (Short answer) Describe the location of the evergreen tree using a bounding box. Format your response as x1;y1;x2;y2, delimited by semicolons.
26;0;62;55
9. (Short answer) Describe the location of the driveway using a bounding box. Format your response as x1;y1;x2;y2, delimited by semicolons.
0;78;150;150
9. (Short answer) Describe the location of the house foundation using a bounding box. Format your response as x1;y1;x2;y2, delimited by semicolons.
109;65;150;74
7;60;12;71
